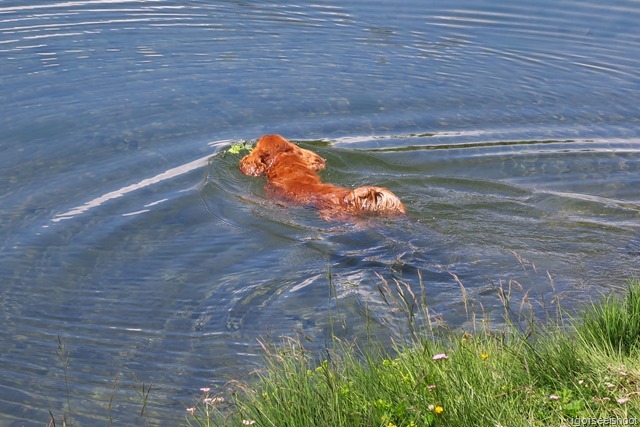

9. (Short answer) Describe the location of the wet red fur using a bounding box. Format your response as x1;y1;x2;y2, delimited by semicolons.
239;134;405;218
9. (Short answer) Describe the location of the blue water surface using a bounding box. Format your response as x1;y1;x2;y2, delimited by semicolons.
1;0;639;425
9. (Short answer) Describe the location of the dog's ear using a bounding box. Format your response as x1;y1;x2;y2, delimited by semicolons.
239;135;285;176
239;152;268;176
297;147;326;171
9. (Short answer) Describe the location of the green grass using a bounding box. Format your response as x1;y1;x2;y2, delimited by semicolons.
186;277;640;427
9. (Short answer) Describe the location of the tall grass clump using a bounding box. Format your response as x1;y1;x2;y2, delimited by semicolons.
576;279;640;356
186;276;640;426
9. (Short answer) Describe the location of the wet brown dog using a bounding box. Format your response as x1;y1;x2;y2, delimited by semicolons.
239;135;405;218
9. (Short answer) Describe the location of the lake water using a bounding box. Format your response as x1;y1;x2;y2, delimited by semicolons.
1;0;639;425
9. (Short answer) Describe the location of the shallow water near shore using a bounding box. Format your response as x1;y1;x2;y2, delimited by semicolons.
1;0;639;425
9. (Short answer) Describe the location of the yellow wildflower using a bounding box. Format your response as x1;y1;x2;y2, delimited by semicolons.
434;405;444;414
481;353;489;360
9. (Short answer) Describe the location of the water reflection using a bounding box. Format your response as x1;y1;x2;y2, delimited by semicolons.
1;0;639;425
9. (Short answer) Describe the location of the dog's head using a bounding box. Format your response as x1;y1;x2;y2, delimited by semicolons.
239;134;326;176
344;186;406;215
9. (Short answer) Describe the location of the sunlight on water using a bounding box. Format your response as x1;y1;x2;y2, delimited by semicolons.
1;0;639;424
50;140;232;223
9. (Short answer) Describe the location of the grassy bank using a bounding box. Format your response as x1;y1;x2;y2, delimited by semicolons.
187;277;640;427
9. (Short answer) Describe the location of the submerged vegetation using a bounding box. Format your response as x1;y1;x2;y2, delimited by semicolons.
187;275;640;427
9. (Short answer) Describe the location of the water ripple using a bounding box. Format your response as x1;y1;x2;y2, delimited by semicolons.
2;0;640;425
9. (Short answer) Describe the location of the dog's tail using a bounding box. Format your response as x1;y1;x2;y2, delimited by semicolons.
345;186;406;214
